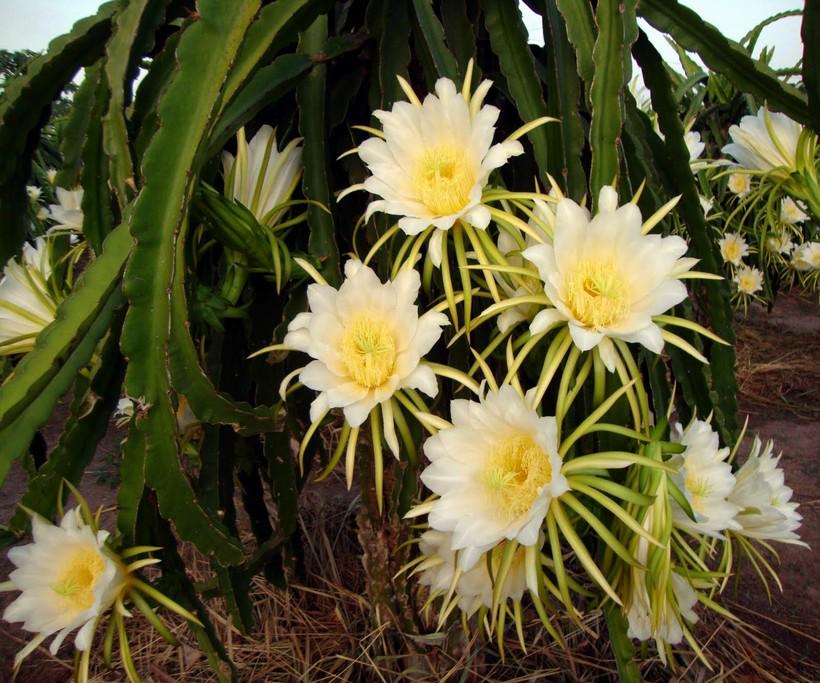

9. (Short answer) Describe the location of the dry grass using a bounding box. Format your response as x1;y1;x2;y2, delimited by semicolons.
734;306;820;419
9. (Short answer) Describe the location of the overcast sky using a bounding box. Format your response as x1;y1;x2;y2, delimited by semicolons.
0;0;804;70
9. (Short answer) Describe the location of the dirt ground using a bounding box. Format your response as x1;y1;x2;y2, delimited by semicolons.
0;293;817;682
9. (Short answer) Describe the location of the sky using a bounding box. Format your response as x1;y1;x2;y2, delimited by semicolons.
0;0;805;71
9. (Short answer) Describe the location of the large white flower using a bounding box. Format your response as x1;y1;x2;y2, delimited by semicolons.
284;260;447;429
626;570;698;646
0;238;57;356
766;232;795;255
2;508;125;657
351;73;524;265
792;241;820;271
522;186;695;371
722;107;802;174
47;187;84;232
222;125;303;227
418;384;568;570
728;437;806;546
416;529;529;617
669;419;741;537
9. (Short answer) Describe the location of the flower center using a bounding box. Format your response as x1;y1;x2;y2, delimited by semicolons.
564;260;630;329
340;314;397;388
684;471;712;514
482;435;552;520
415;146;475;215
52;548;105;610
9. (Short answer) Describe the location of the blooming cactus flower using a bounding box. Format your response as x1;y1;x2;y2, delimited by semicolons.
522;186;696;371
418;384;568;571
780;197;808;224
284;260;447;431
669;419;741;538
729;437;806;546
792;242;820;271
0;238;57;356
718;232;749;266
347;68;525;266
722;106;802;174
1;508;125;660
727;172;751;196
47;187;84;232
416;529;530;618
734;266;763;295
222;125;303;227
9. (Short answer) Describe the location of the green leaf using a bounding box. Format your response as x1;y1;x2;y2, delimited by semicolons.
639;0;809;125
10;317;125;531
0;222;131;432
0;289;122;486
117;424;146;543
440;0;478;76
131;29;183;164
208;54;313;157
542;0;586;198
366;0;412;109
297;16;341;286
102;0;155;208
0;1;118;263
554;0;595;83
55;61;99;189
481;0;551;180
589;0;633;199
604;603;642;683
412;0;460;81
803;0;819;132
220;0;331;106
633;32;737;444
81;66;114;254
121;0;262;565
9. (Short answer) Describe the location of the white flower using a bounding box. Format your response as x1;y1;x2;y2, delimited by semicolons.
722;107;802;173
26;185;41;202
47;187;84;233
626;570;698;646
416;529;529;617
284;260;447;430
669;419;741;537
222;125;303;227
684;130;705;163
699;194;714;216
718;232;749;266
0;238;57;356
351;72;524;266
792;242;820;271
418;384;568;570
522;186;695;371
727;172;751;196
624;508;699;649
780;197;809;224
734;266;763;295
46;168;57;185
766;232;794;255
2;508;125;658
729;437;806;546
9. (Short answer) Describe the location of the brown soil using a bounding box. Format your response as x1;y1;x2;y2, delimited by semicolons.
0;293;818;682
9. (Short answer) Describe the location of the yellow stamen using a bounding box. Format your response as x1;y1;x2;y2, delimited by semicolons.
415;146;475;215
685;471;712;514
340;314;397;388
483;435;552;520
564;260;630;329
52;548;105;610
